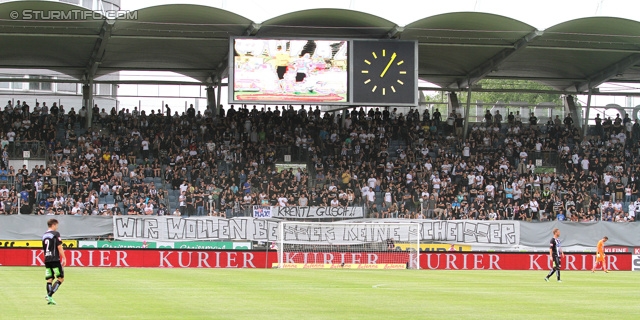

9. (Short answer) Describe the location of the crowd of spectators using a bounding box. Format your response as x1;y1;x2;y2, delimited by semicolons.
0;98;639;223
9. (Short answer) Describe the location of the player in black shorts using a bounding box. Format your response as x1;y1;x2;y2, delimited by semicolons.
545;228;564;282
42;219;66;305
274;45;291;92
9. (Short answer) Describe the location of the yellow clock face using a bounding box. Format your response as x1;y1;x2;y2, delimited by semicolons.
360;49;408;96
352;40;416;105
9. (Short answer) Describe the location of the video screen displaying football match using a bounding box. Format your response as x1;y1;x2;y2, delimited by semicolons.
232;38;348;103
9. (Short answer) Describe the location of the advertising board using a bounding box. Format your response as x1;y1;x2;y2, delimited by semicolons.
0;250;631;270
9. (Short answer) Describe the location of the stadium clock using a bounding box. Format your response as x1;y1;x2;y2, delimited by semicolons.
351;40;418;105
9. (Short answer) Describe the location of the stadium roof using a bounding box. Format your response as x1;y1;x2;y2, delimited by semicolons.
2;1;640;93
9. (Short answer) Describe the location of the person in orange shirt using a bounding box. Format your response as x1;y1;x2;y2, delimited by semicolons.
591;236;609;273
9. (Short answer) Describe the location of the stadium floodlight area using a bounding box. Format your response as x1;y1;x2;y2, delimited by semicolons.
276;221;420;269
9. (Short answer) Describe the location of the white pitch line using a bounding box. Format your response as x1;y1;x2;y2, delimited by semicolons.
372;284;386;288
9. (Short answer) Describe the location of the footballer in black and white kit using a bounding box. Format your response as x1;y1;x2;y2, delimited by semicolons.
42;219;66;305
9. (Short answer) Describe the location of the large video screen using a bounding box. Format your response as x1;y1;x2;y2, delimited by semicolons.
231;38;348;104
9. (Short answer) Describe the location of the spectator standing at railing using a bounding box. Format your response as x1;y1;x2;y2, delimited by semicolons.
432;109;442;128
529;112;538;128
0;166;7;185
0;136;8;152
34;178;44;204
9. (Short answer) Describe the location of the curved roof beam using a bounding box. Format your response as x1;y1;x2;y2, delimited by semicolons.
568;53;640;92
84;20;113;82
450;30;543;89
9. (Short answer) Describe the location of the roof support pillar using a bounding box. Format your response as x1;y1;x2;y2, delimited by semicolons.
582;91;592;137
463;88;472;142
563;95;582;132
82;83;93;129
206;85;216;119
216;84;223;117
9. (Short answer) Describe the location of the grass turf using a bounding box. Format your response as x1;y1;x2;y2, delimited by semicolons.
1;267;637;320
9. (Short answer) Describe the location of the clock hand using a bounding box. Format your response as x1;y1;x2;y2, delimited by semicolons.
380;52;397;78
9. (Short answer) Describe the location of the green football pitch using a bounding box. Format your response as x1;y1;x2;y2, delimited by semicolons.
1;267;638;320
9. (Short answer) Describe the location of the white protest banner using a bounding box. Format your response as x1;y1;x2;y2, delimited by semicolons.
416;220;519;245
271;206;364;219
112;217;519;245
253;206;272;218
113;217;281;242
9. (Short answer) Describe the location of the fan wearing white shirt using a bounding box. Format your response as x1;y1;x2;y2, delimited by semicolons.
467;172;476;186
519;151;528;161
529;199;539;217
71;203;82;215
6;130;15;142
616;132;626;144
630;201;639;221
0;185;8;198
384;189;393;208
627;202;636;219
277;194;288;207
485;184;495;198
144;203;154;215
526;161;536;174
612;201;622;212
431;175;441;191
367;175;377;189
581;158;589;171
499;160;509;171
141;138;150;158
475;175;484;188
365;190;376;206
571;153;579;165
179;182;189;194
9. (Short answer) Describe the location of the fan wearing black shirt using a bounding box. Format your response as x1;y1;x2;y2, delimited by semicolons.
42;219;66;305
545;228;564;282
